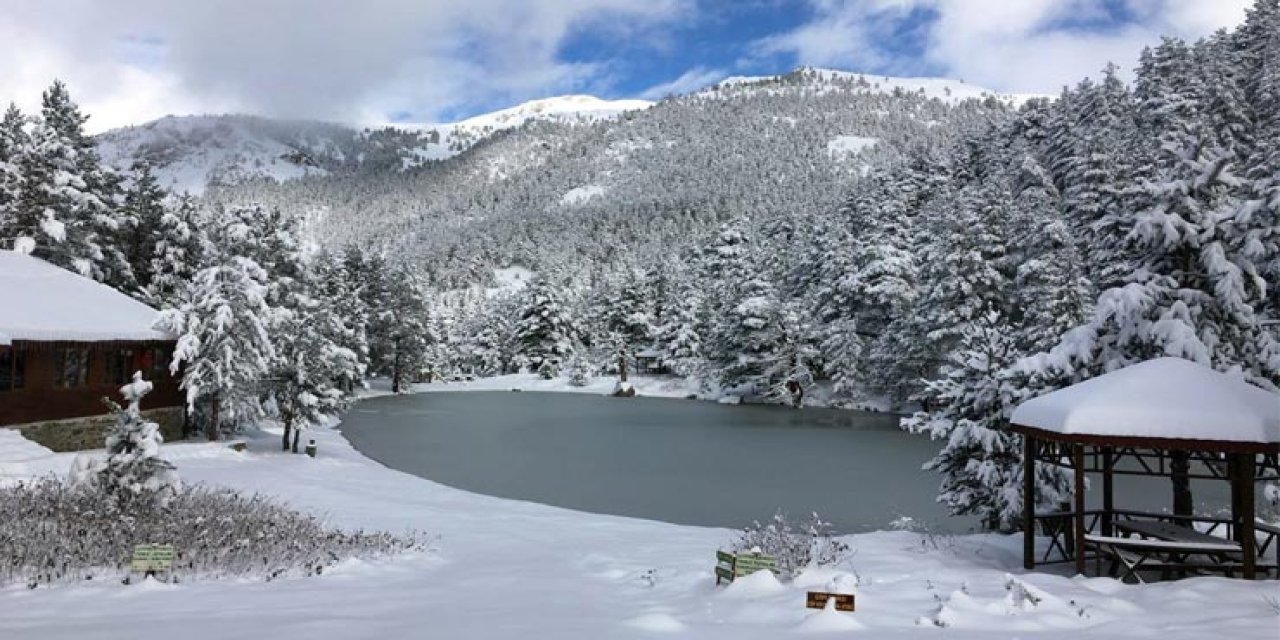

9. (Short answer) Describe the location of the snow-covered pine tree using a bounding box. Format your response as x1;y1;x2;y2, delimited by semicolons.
119;161;168;296
0;104;25;246
73;372;180;501
514;276;579;376
146;194;207;308
29;81;128;286
159;208;277;440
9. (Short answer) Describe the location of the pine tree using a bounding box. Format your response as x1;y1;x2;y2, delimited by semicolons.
159;210;276;440
514;277;579;375
119;161;169;295
72;372;180;501
146;194;206;308
0;104;25;246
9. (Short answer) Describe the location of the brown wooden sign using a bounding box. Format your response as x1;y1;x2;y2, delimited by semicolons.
806;591;855;612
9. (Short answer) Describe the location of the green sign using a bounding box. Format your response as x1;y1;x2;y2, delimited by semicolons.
733;552;776;577
715;550;778;584
130;544;175;573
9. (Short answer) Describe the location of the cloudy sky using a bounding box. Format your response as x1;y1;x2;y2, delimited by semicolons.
0;0;1255;133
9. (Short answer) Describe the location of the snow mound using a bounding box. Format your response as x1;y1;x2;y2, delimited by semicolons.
720;568;787;599
796;602;866;632
1011;357;1280;443
560;185;608;206
624;612;686;633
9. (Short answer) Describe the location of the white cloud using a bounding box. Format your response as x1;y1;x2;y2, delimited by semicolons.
638;67;727;100
757;0;1253;94
0;0;691;133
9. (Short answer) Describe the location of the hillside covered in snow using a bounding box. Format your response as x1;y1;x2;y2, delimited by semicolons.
95;95;653;194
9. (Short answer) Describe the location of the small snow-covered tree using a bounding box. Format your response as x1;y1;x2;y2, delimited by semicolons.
71;372;180;502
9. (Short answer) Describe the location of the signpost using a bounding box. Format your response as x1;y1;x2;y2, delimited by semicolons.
714;550;777;585
130;543;175;576
806;591;855;612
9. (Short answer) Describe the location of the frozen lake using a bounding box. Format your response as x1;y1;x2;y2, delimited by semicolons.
341;391;1231;534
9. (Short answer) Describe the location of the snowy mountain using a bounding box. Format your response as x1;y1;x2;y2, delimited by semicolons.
708;67;1041;105
95;95;653;195
453;95;653;130
205;67;1017;289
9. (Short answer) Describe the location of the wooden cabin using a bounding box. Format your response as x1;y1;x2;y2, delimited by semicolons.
0;251;184;451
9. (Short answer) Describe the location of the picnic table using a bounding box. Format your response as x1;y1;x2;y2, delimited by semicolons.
1115;519;1235;547
1085;533;1243;583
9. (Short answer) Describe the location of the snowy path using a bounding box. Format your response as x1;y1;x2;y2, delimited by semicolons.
1;420;1277;639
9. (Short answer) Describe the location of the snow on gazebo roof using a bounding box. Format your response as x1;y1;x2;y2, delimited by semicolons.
0;251;172;346
1010;357;1280;445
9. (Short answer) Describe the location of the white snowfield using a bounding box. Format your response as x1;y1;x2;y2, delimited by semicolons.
0;251;171;345
1011;358;1280;443
455;95;653;130
2;410;1277;639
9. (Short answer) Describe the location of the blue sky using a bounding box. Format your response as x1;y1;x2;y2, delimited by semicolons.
0;1;1255;131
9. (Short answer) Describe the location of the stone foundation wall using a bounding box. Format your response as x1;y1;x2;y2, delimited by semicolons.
12;407;186;452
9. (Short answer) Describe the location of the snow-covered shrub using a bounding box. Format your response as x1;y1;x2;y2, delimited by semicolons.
69;373;179;503
567;356;593;387
0;478;428;588
731;511;849;579
537;358;560;380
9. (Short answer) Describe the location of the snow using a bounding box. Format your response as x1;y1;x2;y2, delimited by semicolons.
710;68;1042;106
1010;358;1280;443
826;135;878;158
455;95;653;130
95;115;335;195
560;184;608;206
0;410;1277;639
487;266;534;298
0;251;172;345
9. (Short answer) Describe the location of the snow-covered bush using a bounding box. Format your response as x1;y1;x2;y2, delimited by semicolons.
69;372;179;503
0;478;428;588
731;511;849;579
567;356;593;387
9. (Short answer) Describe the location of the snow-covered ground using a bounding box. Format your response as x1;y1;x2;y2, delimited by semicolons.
1;414;1276;639
413;373;899;413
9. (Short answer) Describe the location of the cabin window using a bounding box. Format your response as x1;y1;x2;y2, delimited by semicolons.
144;347;172;380
104;349;135;385
0;349;24;391
54;348;91;388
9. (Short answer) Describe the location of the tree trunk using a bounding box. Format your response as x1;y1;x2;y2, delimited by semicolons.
1171;451;1194;517
206;395;220;441
392;336;403;393
618;347;628;383
291;429;300;454
281;413;293;452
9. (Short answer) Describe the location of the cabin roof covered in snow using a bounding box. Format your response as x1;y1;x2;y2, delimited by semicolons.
0;251;173;345
1010;358;1280;446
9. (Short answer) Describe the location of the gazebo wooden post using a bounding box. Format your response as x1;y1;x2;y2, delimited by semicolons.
1023;434;1036;570
1072;444;1087;576
1101;447;1114;537
1234;453;1257;579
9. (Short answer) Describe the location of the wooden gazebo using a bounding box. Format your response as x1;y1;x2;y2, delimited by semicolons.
1010;358;1280;580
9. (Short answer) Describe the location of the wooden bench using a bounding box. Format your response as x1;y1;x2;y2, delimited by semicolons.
1085;534;1242;583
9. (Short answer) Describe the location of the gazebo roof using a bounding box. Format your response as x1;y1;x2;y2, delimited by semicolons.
1010;358;1280;446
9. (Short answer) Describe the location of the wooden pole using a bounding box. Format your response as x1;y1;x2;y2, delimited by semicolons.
1073;444;1087;576
1238;453;1257;579
1102;447;1114;537
1023;434;1036;570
